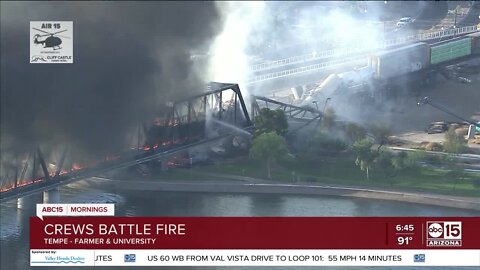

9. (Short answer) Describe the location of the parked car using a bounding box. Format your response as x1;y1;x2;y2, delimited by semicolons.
396;17;414;28
426;122;448;134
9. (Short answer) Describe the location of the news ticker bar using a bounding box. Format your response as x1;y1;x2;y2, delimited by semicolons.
30;249;480;266
30;217;480;249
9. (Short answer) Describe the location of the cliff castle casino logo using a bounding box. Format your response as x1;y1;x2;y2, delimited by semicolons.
30;21;73;64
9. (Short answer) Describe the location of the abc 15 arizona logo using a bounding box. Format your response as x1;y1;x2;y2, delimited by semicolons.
426;221;462;247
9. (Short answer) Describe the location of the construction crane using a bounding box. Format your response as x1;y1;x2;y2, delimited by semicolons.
417;96;480;129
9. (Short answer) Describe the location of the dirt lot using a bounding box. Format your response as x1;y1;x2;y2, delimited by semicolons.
341;57;480;133
329;56;480;153
268;56;480;152
394;132;446;144
391;130;480;153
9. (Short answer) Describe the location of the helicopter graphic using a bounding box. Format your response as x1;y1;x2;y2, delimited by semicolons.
32;27;70;50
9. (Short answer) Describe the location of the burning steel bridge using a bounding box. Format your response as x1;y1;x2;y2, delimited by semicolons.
250;95;321;120
250;95;324;136
0;82;252;203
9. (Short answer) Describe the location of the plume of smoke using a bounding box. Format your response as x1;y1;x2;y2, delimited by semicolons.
0;1;221;166
207;1;266;90
205;1;453;138
206;2;392;95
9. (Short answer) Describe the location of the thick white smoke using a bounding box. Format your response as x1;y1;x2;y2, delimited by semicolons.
207;1;266;91
205;1;450;130
207;2;388;92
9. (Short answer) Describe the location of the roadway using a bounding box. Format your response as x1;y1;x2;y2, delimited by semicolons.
249;1;463;75
246;0;479;92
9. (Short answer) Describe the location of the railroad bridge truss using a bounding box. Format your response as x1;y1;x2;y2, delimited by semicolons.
0;82;253;202
250;95;321;121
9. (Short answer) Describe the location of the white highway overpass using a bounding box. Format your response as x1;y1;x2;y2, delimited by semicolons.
246;25;479;91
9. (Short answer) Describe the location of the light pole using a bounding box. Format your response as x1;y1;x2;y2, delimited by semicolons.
312;98;331;130
439;26;445;42
316;97;332;130
454;8;457;29
453;8;458;37
322;98;332;116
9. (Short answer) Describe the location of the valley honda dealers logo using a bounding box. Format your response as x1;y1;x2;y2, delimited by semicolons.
30;21;73;63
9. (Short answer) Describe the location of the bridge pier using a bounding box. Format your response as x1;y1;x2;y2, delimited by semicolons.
16;188;61;209
16;205;30;238
43;188;61;204
17;192;43;210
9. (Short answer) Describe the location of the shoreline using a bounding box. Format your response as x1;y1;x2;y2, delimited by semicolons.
89;177;480;211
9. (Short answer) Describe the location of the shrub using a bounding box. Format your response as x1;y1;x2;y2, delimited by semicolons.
444;126;467;153
425;142;443;151
310;132;347;155
344;122;367;143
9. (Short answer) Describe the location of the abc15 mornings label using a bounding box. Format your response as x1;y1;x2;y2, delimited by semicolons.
426;221;462;247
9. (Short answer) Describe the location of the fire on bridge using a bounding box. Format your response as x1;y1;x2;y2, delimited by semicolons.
0;82;252;201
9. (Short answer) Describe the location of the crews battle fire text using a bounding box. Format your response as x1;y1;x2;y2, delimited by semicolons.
43;223;186;236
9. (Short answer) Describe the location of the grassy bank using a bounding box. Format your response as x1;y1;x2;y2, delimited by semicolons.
140;169;229;182
191;156;480;198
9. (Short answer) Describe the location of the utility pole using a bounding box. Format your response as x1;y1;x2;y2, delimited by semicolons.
453;7;458;38
454;7;457;29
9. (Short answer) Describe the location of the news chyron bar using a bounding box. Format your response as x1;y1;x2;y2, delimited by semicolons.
30;204;480;267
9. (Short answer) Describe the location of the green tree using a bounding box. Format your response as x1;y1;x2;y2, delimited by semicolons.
444;126;467;153
473;179;480;189
389;150;426;176
403;151;427;169
375;150;396;180
391;151;425;170
375;150;427;183
309;132;347;156
352;139;377;180
250;131;288;179
445;167;467;191
344;122;367;144
254;108;288;137
369;123;392;151
443;154;467;191
391;151;408;171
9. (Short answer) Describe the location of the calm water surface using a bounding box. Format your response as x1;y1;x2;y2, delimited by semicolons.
1;179;479;270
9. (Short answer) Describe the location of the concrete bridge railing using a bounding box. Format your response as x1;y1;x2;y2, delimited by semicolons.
250;25;479;73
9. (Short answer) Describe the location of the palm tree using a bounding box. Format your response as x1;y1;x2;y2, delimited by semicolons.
353;139;377;180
